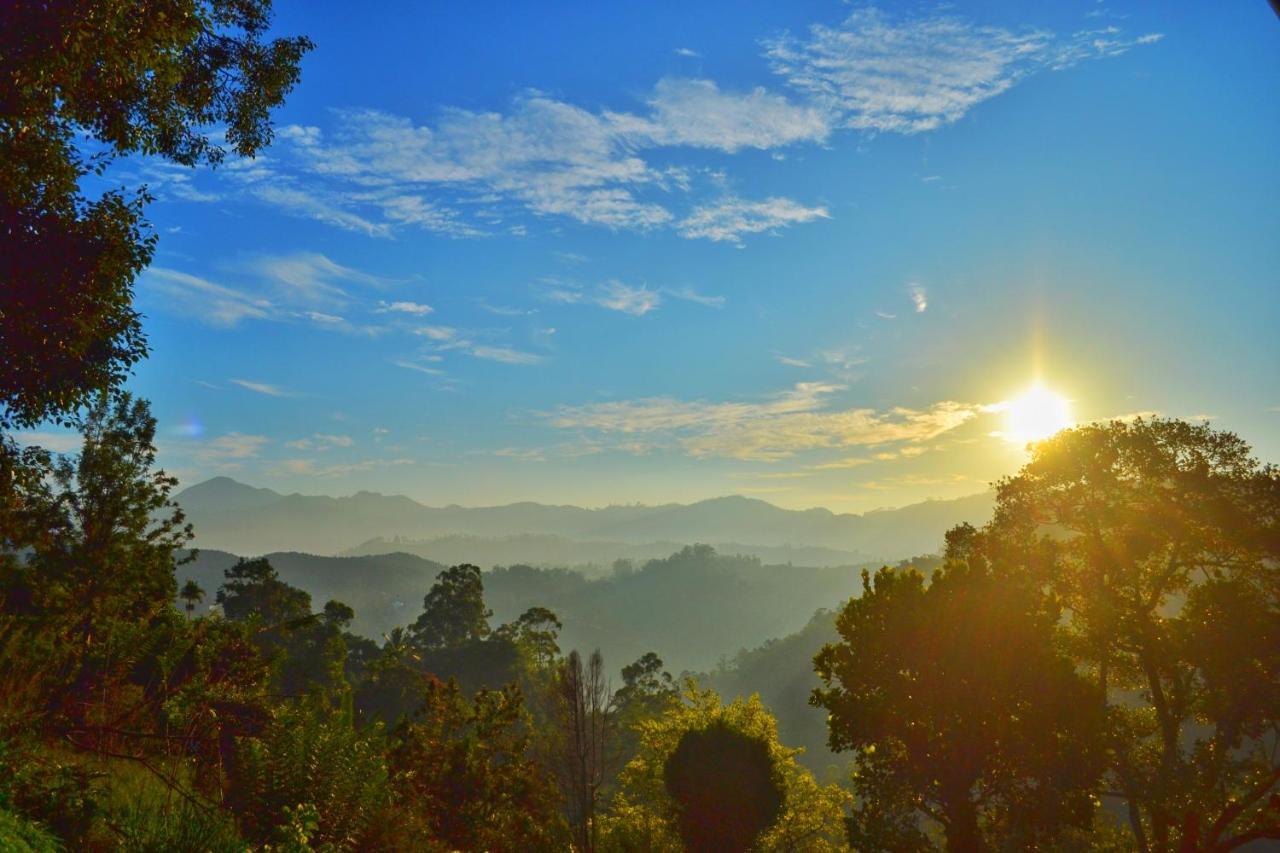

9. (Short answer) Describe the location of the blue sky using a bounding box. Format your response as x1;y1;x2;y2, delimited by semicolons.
42;1;1280;512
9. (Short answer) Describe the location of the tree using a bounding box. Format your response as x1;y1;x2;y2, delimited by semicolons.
495;606;563;670
386;679;567;851
982;418;1280;851
409;563;492;651
664;720;785;853
554;649;617;853
813;560;1107;851
179;579;205;617
0;393;193;727
602;680;850;852
216;557;351;698
0;0;311;427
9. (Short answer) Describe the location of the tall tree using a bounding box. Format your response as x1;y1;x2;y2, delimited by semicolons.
179;578;205;617
409;563;492;651
813;558;1107;851
0;0;311;427
554;648;616;853
0;393;194;729
983;418;1280;851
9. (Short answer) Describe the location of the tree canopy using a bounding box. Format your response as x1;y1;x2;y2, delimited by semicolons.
0;0;311;427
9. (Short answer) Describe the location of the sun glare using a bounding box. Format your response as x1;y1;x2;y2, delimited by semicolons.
1002;385;1073;444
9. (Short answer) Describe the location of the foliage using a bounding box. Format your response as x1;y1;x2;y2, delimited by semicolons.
229;697;387;849
0;806;60;852
602;680;851;852
663;720;785;853
813;559;1107;851
216;557;352;698
984;418;1280;851
410;562;493;651
385;678;567;851
0;0;311;427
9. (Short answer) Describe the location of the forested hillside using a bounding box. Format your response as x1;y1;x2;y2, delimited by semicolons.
179;545;870;674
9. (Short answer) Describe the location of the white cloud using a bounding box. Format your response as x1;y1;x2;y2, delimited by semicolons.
664;286;725;308
545;382;981;461
393;359;445;376
470;345;544;365
415;325;457;341
284;433;354;451
910;284;928;313
269;456;415;478
11;431;82;453
674;47;701;58
141;268;273;327
775;355;812;368
642;78;829;151
596;281;662;316
194;433;270;464
379;300;434;316
253;185;392;237
679;196;829;243
764;8;1161;134
229;379;295;397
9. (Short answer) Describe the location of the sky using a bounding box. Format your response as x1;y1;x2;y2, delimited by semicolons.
33;1;1280;513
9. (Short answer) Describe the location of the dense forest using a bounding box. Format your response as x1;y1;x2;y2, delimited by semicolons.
2;1;1278;850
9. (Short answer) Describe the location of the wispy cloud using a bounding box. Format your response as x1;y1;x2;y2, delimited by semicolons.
229;379;296;397
910;284;928;313
253;185;393;237
141;268;273;327
674;47;701;58
544;382;981;461
775;355;812;368
596;281;662;316
192;433;270;467
664;286;726;308
764;7;1162;134
641;78;829;151
378;300;434;316
11;431;83;453
470;345;544;365
678;196;829;243
393;358;445;376
284;433;354;451
269;456;415;478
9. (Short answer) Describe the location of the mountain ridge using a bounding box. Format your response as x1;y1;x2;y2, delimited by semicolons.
176;477;994;561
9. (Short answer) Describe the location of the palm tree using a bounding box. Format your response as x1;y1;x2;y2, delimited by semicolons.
179;579;205;617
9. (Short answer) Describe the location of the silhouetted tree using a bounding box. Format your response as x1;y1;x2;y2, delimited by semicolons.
410;563;492;651
554;649;616;852
813;559;1106;851
216;557;350;698
179;578;205;617
603;681;849;852
0;0;311;427
495;605;563;670
663;720;786;853
982;417;1280;851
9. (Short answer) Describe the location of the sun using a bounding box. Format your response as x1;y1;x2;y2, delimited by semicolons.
1001;384;1073;444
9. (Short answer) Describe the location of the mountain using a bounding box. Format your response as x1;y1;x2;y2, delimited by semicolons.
343;533;870;572
177;545;872;675
175;477;994;563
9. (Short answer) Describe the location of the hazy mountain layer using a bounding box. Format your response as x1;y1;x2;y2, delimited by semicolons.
343;533;869;571
178;546;873;675
177;476;993;560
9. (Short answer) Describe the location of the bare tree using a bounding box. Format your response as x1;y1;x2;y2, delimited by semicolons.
555;649;617;853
